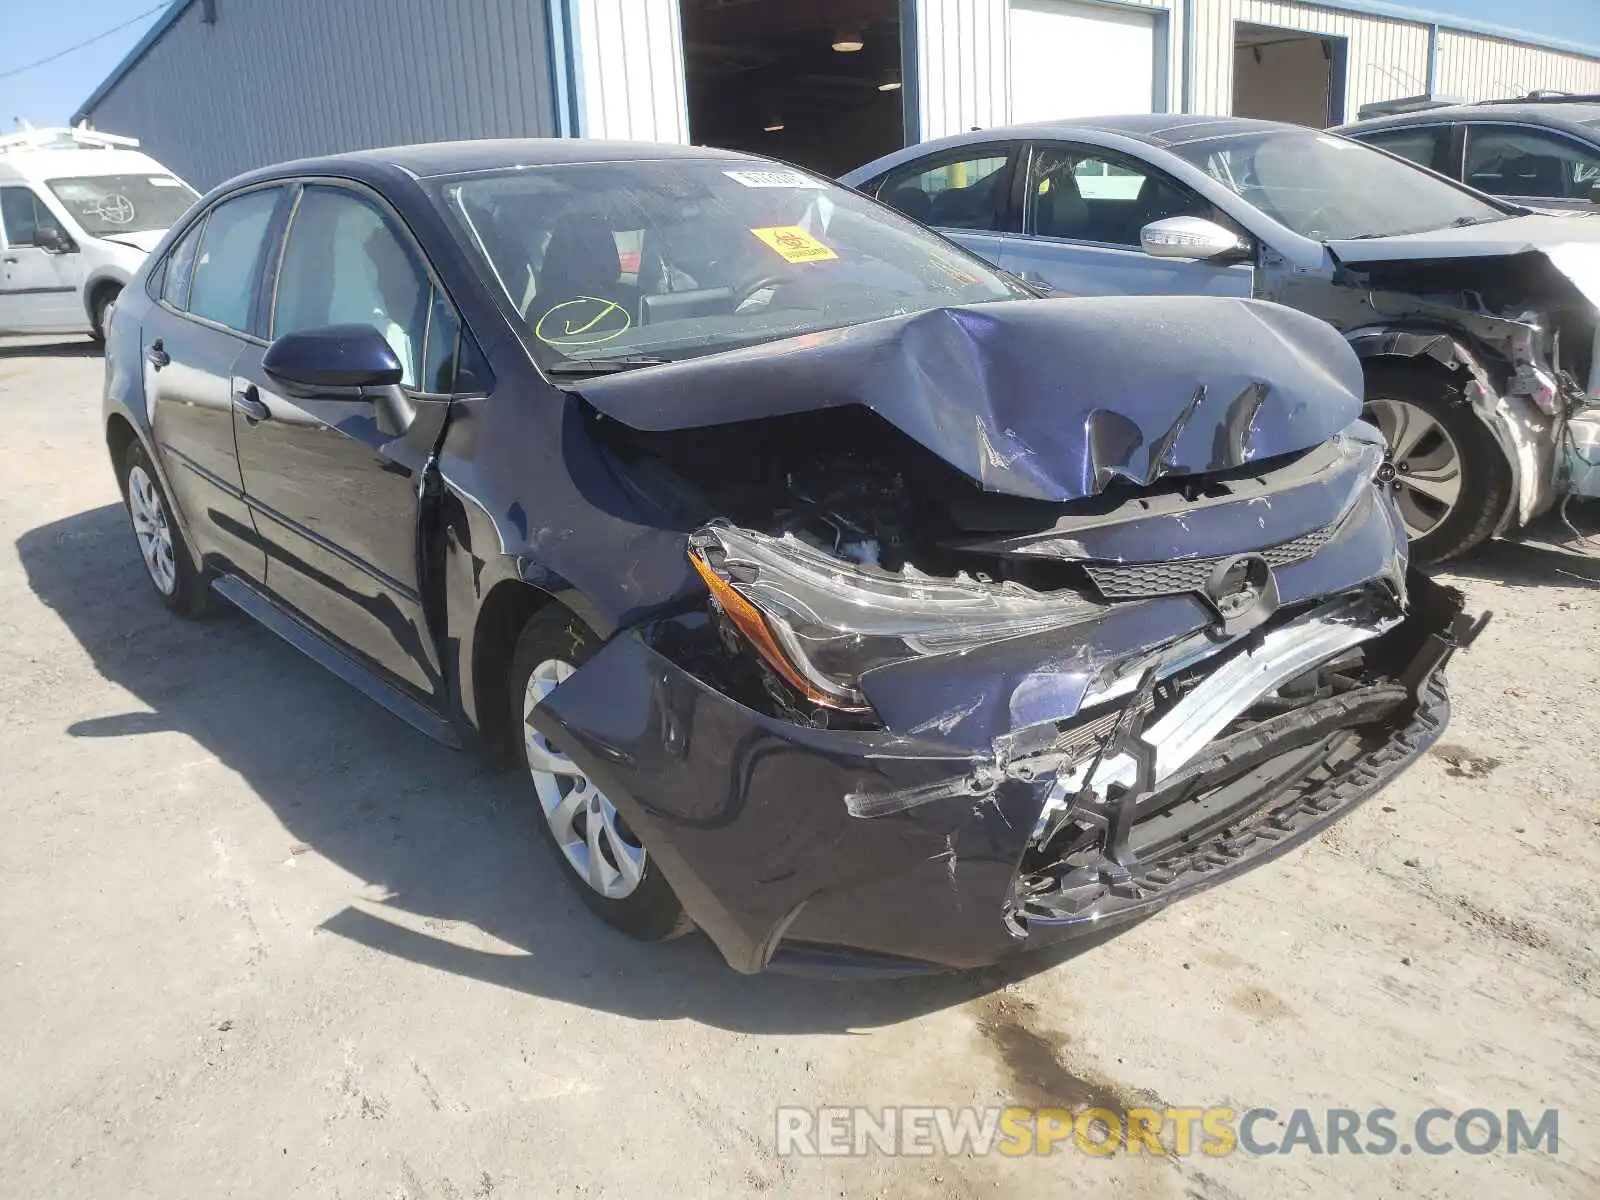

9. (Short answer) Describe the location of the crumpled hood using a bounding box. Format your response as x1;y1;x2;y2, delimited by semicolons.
574;296;1364;503
1329;212;1600;309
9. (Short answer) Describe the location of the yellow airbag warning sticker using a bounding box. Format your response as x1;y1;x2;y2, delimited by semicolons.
750;226;839;264
534;296;631;348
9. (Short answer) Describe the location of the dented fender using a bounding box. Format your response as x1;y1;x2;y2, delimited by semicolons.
1346;324;1560;527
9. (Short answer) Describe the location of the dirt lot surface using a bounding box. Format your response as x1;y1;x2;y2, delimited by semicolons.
2;336;1597;1198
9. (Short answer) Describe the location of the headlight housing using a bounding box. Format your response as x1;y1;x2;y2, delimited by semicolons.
687;523;1104;713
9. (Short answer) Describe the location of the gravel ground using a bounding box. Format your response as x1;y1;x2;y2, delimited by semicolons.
2;335;1597;1199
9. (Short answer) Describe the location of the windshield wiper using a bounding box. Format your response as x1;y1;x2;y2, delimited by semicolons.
543;356;672;378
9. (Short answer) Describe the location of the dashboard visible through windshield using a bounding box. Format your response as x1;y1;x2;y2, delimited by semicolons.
433;159;1027;372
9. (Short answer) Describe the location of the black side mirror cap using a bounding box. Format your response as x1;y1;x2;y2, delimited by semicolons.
262;324;404;393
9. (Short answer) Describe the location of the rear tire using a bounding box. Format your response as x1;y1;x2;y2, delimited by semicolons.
510;606;691;942
1363;364;1511;564
119;441;210;617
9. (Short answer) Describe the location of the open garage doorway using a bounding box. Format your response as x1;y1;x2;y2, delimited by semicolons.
1232;24;1349;128
680;0;906;177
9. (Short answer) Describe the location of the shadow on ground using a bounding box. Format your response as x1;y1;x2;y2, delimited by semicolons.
1443;504;1600;590
0;337;100;359
18;502;1121;1033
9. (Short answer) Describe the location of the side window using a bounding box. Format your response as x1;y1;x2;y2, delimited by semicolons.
187;189;282;332
1361;128;1448;174
161;218;206;311
1027;145;1219;247
0;186;66;247
273;186;441;390
1464;125;1600;200
877;149;1016;231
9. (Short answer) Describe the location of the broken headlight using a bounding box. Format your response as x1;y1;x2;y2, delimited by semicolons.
687;523;1103;713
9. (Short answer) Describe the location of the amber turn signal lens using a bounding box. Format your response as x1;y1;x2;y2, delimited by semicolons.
688;548;840;708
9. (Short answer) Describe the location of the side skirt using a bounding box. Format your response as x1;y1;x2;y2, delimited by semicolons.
211;575;462;749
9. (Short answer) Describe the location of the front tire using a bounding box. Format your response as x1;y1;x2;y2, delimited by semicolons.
120;441;210;617
1363;364;1512;564
89;285;121;344
510;606;691;942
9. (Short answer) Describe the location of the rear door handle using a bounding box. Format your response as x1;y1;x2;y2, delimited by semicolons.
2;255;16;264
232;381;270;424
145;340;169;370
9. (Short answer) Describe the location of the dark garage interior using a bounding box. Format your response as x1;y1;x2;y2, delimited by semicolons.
681;0;906;176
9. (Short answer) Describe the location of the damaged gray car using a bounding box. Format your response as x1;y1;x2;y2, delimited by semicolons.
845;115;1600;561
105;142;1481;974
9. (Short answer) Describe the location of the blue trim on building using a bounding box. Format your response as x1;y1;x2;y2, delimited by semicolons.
72;0;195;125
1288;2;1600;59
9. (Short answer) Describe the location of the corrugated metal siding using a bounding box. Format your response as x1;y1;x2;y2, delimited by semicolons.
1189;1;1431;121
1436;30;1600;101
917;0;1009;139
81;0;557;190
572;0;689;140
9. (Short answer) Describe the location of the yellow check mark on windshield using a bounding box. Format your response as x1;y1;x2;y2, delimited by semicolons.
563;301;620;336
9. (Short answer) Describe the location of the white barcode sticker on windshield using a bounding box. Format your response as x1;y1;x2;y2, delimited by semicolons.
723;169;825;189
149;176;182;187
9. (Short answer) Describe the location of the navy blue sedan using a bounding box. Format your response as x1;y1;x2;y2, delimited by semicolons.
102;139;1473;973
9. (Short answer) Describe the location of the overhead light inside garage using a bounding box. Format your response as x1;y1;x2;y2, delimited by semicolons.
877;68;901;92
831;29;865;52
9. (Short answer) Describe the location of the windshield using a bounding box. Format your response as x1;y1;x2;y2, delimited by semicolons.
1169;130;1510;240
45;173;199;237
433;159;1027;370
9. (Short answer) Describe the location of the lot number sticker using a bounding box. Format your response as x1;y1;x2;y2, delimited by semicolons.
749;226;839;264
723;169;825;189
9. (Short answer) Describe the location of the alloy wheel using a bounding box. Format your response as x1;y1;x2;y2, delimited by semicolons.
1365;398;1464;540
522;658;647;899
126;464;178;596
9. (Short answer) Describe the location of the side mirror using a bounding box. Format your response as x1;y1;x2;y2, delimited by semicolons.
263;324;404;391
1140;216;1251;262
34;226;76;254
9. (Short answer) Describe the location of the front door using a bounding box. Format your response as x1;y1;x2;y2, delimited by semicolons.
1462;123;1600;211
0;186;82;332
998;143;1256;298
233;183;459;696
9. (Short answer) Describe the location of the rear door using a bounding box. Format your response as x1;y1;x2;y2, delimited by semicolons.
1462;123;1600;210
870;144;1021;269
0;185;82;332
999;142;1255;298
231;182;460;696
1355;125;1457;177
144;185;286;580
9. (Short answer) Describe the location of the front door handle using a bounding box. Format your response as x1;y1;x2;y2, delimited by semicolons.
2;255;16;264
232;382;270;424
145;339;169;370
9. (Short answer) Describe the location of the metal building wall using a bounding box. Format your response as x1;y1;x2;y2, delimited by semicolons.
80;0;558;190
1188;1;1431;120
569;0;689;141
1436;29;1600;100
916;0;1010;140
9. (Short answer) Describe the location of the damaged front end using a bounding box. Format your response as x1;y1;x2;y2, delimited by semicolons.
529;298;1485;973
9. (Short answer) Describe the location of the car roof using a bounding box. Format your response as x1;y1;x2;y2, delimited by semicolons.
243;138;767;184
1339;102;1600;138
971;114;1306;148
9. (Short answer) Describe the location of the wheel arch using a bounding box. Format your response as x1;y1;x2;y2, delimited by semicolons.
105;412;140;488
469;578;558;767
1347;324;1545;532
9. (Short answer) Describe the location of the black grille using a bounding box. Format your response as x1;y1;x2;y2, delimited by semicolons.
1083;521;1341;600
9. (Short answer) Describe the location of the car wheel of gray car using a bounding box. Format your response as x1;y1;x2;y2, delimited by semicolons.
89;285;120;344
510;606;692;942
120;441;211;617
1363;365;1511;564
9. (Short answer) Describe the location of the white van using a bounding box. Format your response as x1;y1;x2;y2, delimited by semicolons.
0;127;199;340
